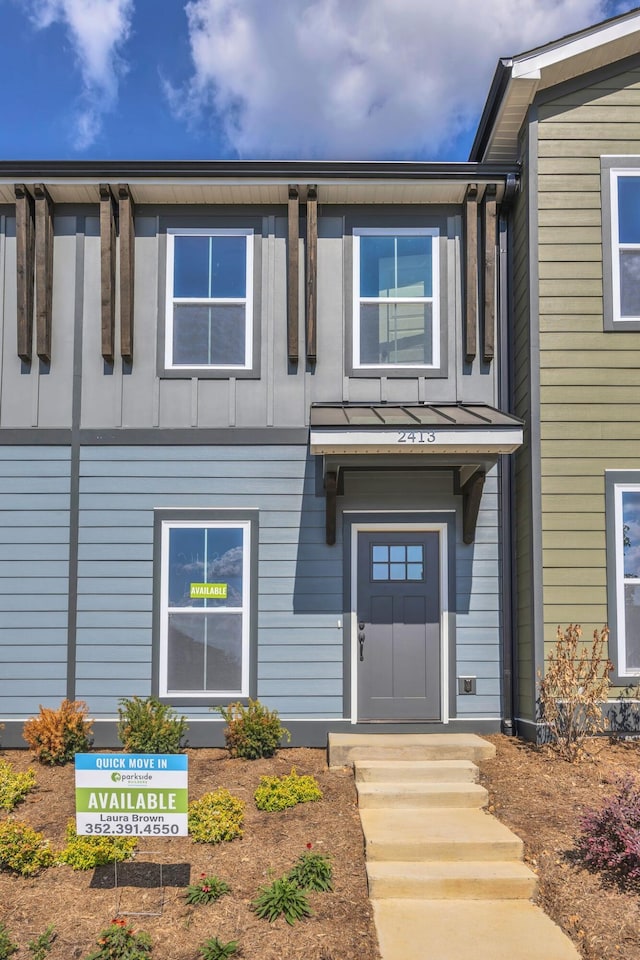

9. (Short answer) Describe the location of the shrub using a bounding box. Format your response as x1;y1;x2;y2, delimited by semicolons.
0;759;37;811
23;699;93;765
537;624;612;761
185;873;230;905
117;696;187;753
0;820;53;876
577;776;640;885
0;924;17;959
188;789;245;844
198;937;239;960
216;699;290;760
83;919;152;960
254;769;322;811
28;926;56;960
252;876;312;925
57;820;137;870
287;848;333;892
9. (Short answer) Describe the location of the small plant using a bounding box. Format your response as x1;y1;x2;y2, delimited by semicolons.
287;846;333;892
23;699;93;765
254;768;322;811
188;789;245;843
0;759;37;811
252;876;312;925
58;820;137;870
117;696;187;753
185;872;230;905
577;776;640;885
216;699;290;760
83;919;152;960
537;624;612;761
28;925;56;960
0;924;18;959
0;819;53;876
198;936;239;960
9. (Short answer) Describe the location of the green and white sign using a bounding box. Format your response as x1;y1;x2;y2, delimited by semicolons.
190;582;228;599
75;754;188;837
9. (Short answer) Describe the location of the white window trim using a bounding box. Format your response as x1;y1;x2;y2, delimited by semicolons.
165;227;254;370
352;227;440;370
158;518;252;698
610;169;640;325
613;483;640;678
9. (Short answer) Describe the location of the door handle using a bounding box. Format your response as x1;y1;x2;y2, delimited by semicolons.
358;625;365;661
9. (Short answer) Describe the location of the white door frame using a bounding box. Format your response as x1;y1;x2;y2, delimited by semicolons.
350;520;449;724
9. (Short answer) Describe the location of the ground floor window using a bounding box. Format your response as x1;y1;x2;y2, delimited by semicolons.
155;510;257;700
607;474;640;678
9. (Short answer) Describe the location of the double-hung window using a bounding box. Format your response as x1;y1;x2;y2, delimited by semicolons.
604;163;640;329
353;227;439;369
165;228;253;370
607;473;640;679
157;513;256;699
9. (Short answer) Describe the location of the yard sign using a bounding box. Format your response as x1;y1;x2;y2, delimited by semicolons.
75;754;188;836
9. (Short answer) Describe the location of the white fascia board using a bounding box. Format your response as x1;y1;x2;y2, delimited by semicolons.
511;15;640;79
310;426;523;456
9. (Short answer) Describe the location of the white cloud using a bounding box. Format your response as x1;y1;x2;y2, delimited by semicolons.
170;0;623;159
27;0;133;149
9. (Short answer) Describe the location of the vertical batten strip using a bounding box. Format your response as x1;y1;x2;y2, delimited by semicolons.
15;184;35;362
464;183;478;363
100;184;117;362
287;185;300;363
306;185;318;363
483;185;497;363
118;184;135;361
34;184;54;362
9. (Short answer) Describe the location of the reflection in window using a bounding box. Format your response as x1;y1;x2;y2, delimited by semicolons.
371;544;424;581
612;174;640;322
621;489;640;671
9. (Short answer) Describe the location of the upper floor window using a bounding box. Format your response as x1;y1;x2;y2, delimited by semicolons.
610;172;640;324
353;228;439;369
165;228;254;370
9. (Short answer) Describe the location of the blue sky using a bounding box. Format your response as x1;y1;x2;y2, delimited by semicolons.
0;0;638;162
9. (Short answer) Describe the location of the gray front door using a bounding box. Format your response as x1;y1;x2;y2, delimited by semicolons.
357;531;441;721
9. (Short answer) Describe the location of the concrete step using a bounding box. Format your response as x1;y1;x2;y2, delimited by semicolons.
329;733;495;768
360;808;523;862
355;759;479;783
372;899;580;960
356;780;488;809
367;860;538;900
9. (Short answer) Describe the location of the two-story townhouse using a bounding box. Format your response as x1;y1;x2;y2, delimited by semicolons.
471;7;640;739
0;161;523;746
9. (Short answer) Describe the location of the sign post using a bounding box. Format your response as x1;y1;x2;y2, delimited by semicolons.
75;754;188;837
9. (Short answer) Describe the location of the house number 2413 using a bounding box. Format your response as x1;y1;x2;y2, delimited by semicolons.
397;431;436;444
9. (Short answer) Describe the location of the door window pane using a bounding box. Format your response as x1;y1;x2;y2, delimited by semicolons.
370;543;424;581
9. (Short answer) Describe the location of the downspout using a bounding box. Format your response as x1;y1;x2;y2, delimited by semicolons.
499;173;519;736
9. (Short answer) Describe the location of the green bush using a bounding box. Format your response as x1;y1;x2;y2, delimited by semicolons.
185;873;230;905
28;925;56;960
0;924;17;959
287;849;333;892
252;876;312;925
254;768;322;811
216;699;290;759
0;759;37;811
58;820;137;870
188;789;245;844
0;820;53;876
198;937;239;960
117;696;187;753
83;920;152;960
23;699;93;765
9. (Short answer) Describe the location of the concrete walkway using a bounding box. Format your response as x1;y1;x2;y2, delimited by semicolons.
329;733;580;960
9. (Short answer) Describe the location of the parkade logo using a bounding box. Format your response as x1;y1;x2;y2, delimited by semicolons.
110;771;152;784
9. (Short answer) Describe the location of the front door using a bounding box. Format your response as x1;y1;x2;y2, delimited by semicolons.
357;530;441;721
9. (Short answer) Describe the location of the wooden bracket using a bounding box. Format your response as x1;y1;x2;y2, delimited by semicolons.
100;184;117;362
306;185;317;364
483;185;497;363
15;184;35;362
34;184;54;362
287;185;299;363
457;468;486;545
118;184;135;362
464;184;478;363
325;468;338;546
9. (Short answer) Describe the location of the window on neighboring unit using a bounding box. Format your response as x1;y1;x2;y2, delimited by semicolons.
165;228;253;370
607;476;640;679
353;228;439;369
157;514;256;699
608;170;640;326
